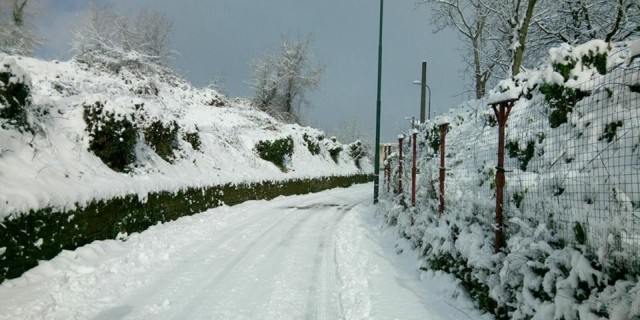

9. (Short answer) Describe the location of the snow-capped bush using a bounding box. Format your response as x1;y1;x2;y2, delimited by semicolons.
83;101;138;172
143;120;179;163
325;136;343;163
255;136;294;171
0;62;31;133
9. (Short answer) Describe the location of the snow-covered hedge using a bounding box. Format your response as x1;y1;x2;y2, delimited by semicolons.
0;174;372;283
379;40;640;319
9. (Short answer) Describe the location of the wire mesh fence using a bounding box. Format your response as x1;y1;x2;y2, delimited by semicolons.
505;65;640;266
383;64;640;268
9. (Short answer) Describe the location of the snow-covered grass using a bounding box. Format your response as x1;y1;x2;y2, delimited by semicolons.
0;54;371;218
379;40;640;319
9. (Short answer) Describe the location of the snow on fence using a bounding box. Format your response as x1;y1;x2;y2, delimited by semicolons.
384;65;640;269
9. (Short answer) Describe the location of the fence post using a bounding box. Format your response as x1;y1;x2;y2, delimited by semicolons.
382;144;388;192
412;130;417;207
398;135;404;195
490;98;516;253
385;145;391;192
439;123;449;215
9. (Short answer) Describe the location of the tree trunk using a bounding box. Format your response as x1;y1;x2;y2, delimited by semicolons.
512;0;537;76
472;37;485;99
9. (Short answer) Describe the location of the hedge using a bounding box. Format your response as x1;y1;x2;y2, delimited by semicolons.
0;174;373;283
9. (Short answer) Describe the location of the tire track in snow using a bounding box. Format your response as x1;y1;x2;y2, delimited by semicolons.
304;204;353;320
109;207;295;319
171;207;320;319
334;204;373;320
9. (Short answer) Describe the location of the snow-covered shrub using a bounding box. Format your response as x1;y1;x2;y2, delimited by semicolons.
539;41;612;128
506;138;538;171
326;136;343;163
348;140;366;169
183;127;202;151
540;83;591;128
0;68;31;132
255;136;294;171
144;120;179;163
83;102;137;172
302;133;321;155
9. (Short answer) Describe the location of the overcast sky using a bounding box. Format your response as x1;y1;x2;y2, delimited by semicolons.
36;0;467;143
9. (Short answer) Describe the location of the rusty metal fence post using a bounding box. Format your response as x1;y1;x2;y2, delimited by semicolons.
398;135;404;195
385;145;391;192
382;144;388;193
490;99;515;253
439;123;449;215
411;130;417;207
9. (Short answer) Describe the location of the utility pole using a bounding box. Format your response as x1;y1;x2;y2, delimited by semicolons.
420;61;427;123
373;0;384;204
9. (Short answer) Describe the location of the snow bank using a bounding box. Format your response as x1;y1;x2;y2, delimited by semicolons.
0;55;371;217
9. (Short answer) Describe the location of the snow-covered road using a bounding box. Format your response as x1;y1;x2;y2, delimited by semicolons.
0;184;488;320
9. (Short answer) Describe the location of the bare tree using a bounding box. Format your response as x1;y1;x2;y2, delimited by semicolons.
532;0;640;51
71;2;174;73
482;0;539;76
249;36;324;123
417;0;501;98
0;0;40;55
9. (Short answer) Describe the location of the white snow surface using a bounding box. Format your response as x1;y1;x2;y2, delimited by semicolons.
0;55;371;217
0;184;488;320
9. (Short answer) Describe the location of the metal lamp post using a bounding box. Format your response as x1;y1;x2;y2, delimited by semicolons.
412;80;431;121
373;0;384;204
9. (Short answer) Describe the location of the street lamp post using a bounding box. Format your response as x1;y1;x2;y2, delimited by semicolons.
373;0;384;204
412;80;431;121
420;61;427;123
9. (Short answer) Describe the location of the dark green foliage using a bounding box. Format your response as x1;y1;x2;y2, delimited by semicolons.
0;174;374;283
629;83;640;93
348;140;366;168
540;83;591;128
574;222;587;245
183;129;202;151
507;140;535;171
427;125;448;153
605;87;613;98
582;51;607;75
598;121;623;143
83;102;138;172
552;57;577;81
513;190;526;209
255;136;294;171
302;133;321;155
0;71;32;133
144;120;180;162
427;253;505;319
328;145;342;163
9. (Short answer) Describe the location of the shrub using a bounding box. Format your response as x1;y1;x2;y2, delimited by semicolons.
326;137;343;163
255;136;294;171
598;121;623;143
302;133;321;155
349;140;366;168
184;128;202;151
507;139;535;171
84;102;137;172
144;120;180;162
582;50;607;75
0;71;32;133
540;83;590;128
481;113;497;127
